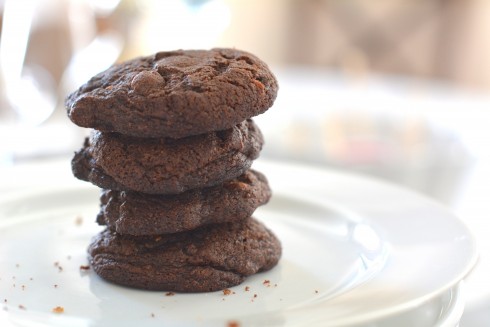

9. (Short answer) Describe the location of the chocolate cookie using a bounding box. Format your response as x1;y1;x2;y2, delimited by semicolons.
88;217;281;292
97;170;271;235
72;119;263;194
66;48;278;138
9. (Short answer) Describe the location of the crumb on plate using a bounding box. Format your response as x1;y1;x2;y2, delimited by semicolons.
223;289;233;296
52;306;64;314
227;320;241;327
75;216;83;226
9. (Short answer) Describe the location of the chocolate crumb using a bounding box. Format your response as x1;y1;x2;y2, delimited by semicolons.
314;290;319;294
245;286;250;292
227;321;241;327
3;299;7;303
80;265;90;271
253;294;257;298
151;313;155;318
54;284;58;288
263;279;270;286
29;278;33;281
54;262;63;272
52;306;64;313
165;292;175;296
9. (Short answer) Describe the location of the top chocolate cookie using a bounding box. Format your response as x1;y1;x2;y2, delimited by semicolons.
66;48;278;138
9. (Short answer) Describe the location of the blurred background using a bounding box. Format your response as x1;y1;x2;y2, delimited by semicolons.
0;0;489;325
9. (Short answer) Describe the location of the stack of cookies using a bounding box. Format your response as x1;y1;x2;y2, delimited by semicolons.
66;48;281;292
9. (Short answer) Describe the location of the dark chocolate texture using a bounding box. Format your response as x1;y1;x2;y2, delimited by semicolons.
88;217;281;292
66;48;278;138
71;119;263;194
97;170;271;235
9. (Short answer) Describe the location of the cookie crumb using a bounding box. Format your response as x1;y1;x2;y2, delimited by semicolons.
3;299;7;303
80;265;90;271
274;283;277;287
150;313;155;318
21;285;25;291
165;292;175;296
54;284;58;288
52;306;64;314
244;286;250;292
29;278;33;281
227;321;241;327
223;289;232;296
18;305;26;310
75;216;83;226
263;280;270;287
54;262;63;272
314;290;319;294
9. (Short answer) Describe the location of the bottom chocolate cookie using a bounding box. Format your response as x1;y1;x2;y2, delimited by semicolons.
88;218;281;292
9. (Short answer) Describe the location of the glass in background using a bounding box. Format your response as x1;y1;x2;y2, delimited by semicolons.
0;0;127;165
0;0;235;165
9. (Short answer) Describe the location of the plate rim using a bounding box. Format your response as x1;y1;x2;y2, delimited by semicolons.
0;159;479;326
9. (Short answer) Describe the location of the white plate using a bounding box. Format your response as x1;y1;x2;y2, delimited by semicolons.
0;160;477;327
368;282;465;327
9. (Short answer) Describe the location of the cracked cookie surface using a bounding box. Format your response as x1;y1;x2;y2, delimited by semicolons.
71;119;263;194
97;170;271;235
88;217;281;292
66;48;278;138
